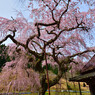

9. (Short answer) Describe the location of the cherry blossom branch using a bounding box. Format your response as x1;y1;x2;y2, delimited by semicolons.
69;50;95;58
0;33;42;58
52;48;60;64
31;42;37;52
0;34;25;48
32;40;43;50
71;60;79;64
45;21;87;46
50;0;61;22
8;27;16;37
45;29;57;36
26;34;37;48
35;22;58;27
46;4;56;22
35;22;59;38
75;16;90;32
59;0;70;24
53;0;61;10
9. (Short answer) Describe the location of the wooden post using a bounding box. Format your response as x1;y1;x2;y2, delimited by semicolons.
78;82;82;95
89;83;95;95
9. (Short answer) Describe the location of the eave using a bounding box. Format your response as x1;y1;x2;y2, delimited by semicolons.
69;71;95;82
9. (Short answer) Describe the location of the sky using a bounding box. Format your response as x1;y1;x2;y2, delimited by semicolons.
0;0;29;18
0;0;29;45
0;0;18;19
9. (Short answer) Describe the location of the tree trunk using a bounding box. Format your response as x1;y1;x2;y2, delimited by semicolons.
39;74;48;95
38;88;47;95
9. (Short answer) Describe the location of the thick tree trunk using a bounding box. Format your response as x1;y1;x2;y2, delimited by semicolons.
38;63;64;95
38;88;47;95
39;74;48;95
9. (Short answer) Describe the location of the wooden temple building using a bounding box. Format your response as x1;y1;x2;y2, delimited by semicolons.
69;55;95;95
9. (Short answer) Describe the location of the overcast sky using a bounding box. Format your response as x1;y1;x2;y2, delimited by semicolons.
0;0;29;19
0;0;29;45
0;0;17;18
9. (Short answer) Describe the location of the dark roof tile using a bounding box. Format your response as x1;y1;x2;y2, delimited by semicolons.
81;55;95;73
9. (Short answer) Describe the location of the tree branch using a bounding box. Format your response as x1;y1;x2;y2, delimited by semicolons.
59;0;70;24
46;4;56;22
32;40;43;50
35;22;58;27
0;34;25;48
49;66;63;87
69;50;94;58
26;34;37;48
53;0;61;10
0;34;42;58
45;29;57;36
45;20;89;46
52;48;60;64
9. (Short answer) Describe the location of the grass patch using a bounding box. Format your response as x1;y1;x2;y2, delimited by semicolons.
0;91;90;95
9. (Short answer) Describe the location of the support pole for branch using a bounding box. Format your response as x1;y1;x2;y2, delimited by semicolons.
44;47;50;95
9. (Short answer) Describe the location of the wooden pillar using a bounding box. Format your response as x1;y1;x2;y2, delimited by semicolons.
88;83;95;95
78;82;82;95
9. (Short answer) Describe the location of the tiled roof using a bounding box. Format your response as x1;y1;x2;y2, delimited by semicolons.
69;71;95;82
69;55;95;82
81;55;95;74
